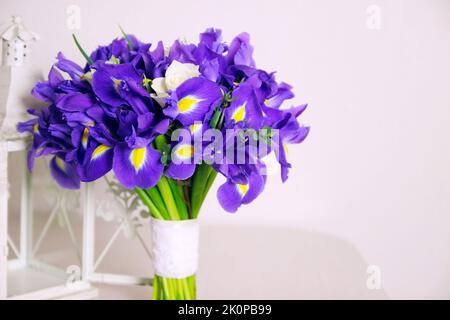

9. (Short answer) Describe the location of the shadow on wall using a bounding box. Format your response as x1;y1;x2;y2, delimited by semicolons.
198;225;388;299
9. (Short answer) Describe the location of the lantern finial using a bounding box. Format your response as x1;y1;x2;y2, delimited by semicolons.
1;15;39;67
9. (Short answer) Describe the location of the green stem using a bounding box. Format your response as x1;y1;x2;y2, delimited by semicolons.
175;279;183;300
197;169;218;217
154;275;196;300
189;275;196;298
145;187;169;219
190;163;210;217
157;176;180;220
167;178;189;220
181;278;192;300
153;275;160;300
161;277;171;299
134;187;163;220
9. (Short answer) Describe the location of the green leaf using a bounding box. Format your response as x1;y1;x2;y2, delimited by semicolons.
119;25;134;50
154;134;168;152
209;107;222;128
154;134;171;165
72;34;93;65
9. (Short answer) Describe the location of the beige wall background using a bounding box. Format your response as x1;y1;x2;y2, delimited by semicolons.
1;0;449;299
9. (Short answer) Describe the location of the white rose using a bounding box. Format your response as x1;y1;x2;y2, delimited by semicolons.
164;60;200;91
150;77;169;107
151;78;168;96
150;60;200;107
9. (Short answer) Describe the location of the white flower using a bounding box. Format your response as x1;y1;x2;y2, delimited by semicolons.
151;77;169;98
150;60;200;107
164;60;200;91
150;77;169;107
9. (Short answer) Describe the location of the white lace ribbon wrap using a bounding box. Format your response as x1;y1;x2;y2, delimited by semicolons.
151;218;199;279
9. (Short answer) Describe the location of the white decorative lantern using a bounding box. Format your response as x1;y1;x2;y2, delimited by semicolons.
0;16;40;136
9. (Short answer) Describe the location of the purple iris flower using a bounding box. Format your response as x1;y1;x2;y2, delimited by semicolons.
163;77;222;126
271;107;309;182
92;62;154;114
217;163;266;213
195;28;228;83
168;40;197;64
227;32;255;68
49;155;80;189
113;138;164;189
56;52;85;80
223;81;265;130
18;104;82;189
89;34;148;65
165;122;207;180
265;82;295;109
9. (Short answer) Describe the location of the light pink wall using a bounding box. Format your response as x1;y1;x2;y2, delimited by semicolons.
2;0;449;299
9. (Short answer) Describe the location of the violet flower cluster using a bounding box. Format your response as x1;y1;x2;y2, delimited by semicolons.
18;28;309;213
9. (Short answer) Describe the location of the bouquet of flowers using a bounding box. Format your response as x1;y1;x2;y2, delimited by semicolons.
18;28;309;300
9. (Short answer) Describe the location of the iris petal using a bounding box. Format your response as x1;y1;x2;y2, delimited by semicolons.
49;156;80;189
225;83;264;129
217;171;265;213
113;144;164;189
168;77;222;126
81;144;114;181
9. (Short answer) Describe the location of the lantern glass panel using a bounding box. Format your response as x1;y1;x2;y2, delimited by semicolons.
7;154;83;298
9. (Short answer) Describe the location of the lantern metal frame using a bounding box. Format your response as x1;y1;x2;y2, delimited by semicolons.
82;178;154;288
0;133;98;300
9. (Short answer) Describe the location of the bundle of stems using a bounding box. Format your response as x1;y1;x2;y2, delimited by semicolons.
134;160;217;300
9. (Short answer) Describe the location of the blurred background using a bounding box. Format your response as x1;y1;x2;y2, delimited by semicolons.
1;0;449;299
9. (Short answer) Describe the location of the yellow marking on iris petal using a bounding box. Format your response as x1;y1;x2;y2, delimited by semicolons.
81;128;89;149
86;122;95;127
91;145;111;161
264;99;269;106
178;96;199;114
130;147;147;172
113;79;122;89
283;143;289;155
189;123;202;135
33;123;39;134
81;71;93;83
237;183;249;197
175;145;194;159
232;104;246;123
55;157;65;171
